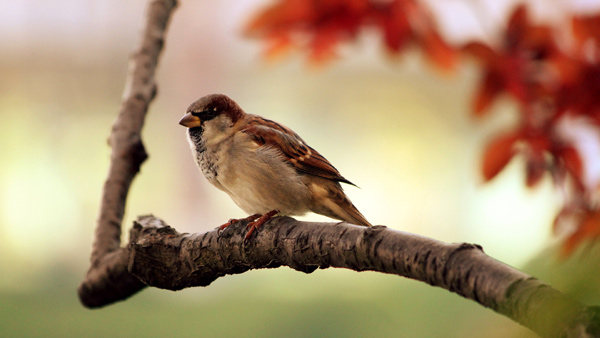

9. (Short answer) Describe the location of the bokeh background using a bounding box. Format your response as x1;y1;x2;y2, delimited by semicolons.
2;0;599;337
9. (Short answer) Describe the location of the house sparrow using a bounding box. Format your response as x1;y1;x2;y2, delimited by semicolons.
179;94;371;238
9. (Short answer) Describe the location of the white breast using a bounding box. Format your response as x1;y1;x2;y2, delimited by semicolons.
207;131;313;216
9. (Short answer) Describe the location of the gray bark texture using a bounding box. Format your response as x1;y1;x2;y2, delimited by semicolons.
77;0;600;337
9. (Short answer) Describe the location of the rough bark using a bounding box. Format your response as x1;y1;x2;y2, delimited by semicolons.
77;0;178;308
88;214;599;338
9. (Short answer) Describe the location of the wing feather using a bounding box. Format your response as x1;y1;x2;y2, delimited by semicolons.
241;115;355;186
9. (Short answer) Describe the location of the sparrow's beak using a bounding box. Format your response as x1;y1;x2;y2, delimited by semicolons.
179;113;202;128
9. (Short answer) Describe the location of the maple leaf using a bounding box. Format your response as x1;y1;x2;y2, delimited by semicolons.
464;5;561;116
481;131;520;181
562;208;600;256
556;63;600;123
420;28;457;71
553;145;585;188
246;0;369;63
572;13;600;61
245;0;456;68
373;0;411;53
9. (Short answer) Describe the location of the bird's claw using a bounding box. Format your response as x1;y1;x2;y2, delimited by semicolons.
243;210;279;240
216;214;262;236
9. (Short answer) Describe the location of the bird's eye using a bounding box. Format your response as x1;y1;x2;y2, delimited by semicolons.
190;108;219;121
205;108;217;117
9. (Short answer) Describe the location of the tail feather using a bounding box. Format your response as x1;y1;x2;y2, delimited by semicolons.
309;179;372;227
340;201;372;227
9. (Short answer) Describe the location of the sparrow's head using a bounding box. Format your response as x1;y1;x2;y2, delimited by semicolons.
179;94;244;130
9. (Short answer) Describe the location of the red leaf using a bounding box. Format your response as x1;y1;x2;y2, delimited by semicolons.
263;33;294;60
553;206;575;234
473;71;504;116
245;0;313;35
462;42;497;64
562;209;600;256
309;26;341;63
482;132;519;181
378;3;410;52
525;137;550;187
571;16;589;44
558;145;584;184
505;5;529;50
572;14;600;56
421;29;457;72
551;54;581;86
525;153;546;187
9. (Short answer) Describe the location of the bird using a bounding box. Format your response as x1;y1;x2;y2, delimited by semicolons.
179;94;371;239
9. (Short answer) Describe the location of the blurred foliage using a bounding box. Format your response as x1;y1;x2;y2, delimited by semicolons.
246;0;600;255
1;0;599;337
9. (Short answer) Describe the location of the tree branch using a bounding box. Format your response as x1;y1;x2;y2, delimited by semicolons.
88;214;599;338
78;0;178;308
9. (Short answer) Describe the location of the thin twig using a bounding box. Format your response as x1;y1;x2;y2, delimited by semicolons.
78;0;178;308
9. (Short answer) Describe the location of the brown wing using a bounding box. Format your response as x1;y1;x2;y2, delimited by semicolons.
241;115;356;186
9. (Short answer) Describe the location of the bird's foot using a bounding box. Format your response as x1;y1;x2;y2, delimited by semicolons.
245;210;279;240
217;214;261;233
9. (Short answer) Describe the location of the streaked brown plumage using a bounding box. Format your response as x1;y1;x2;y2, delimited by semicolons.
179;94;371;238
